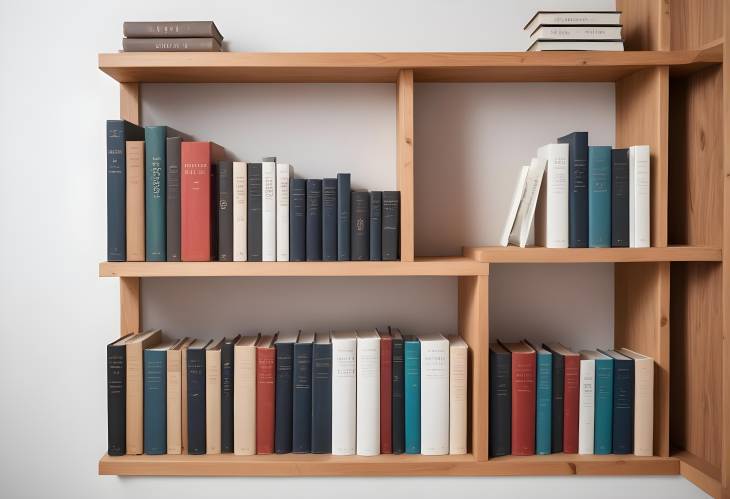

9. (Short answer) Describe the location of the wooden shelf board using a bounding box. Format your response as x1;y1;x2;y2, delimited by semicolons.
486;454;679;476
98;257;489;277
673;450;722;498
98;48;722;84
463;245;722;264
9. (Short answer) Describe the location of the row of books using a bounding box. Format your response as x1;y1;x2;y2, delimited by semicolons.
525;11;624;52
501;131;650;249
489;341;654;457
122;21;224;52
106;120;400;263
107;329;468;457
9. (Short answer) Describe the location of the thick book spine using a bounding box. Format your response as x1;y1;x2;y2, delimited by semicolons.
247;163;263;261
322;178;338;261
122;37;221;52
535;352;553;455
107;343;126;455
126;141;145;261
578;358;595;454
311;342;332;454
123;21;223;42
276;164;291;261
181;142;216;261
420;337;449;455
369;191;382;260
633;356;654;456
205;349;221;454
275;341;294;453
256;346;276;454
292;341;313;453
233;162;247;261
629;145;651;248
233;343;256;455
511;351;536;455
306;179;323;261
221;339;235;453
261;158;277;261
449;339;468;455
379;335;393;453
612;358;634;454
331;336;357;455
588;146;612;248
337;173;351;260
351;191;370;261
548;350;565;453
166;349;182;454
143;350;167;454
289;178;307;262
166;137;182;261
611;148;630;247
356;336;381;456
382;191;400;260
534;143;569;248
563;354;580;453
594;358;614;455
144;126;167;261
211;165;219;260
489;349;511;457
558;132;589;247
217;161;234;261
391;335;405;454
187;348;207;454
404;338;421;454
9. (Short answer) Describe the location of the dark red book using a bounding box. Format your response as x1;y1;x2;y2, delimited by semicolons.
562;348;580;453
180;141;225;261
379;329;393;453
501;341;536;456
256;334;277;454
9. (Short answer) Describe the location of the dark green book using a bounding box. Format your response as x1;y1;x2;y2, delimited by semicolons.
145;126;167;261
143;344;169;454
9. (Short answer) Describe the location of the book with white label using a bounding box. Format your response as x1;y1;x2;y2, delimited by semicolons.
535;143;569;248
261;157;277;261
509;157;547;247
234;334;259;455
529;25;623;43
448;336;467;454
331;331;357;455
276;163;292;261
356;330;381;456
232;162;247;261
578;352;596;455
618;348;654;456
500;165;529;247
523;11;622;33
205;338;224;455
629;145;651;248
419;334;450;455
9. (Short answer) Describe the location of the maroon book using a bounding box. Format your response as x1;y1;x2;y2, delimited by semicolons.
256;335;277;454
562;350;580;453
379;330;393;453
501;341;536;456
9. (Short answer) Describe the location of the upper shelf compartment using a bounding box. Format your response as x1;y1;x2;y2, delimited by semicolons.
98;44;722;84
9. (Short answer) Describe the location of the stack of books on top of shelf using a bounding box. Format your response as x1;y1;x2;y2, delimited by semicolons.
524;11;624;52
489;341;654;458
122;21;223;52
107;329;469;457
500;131;650;249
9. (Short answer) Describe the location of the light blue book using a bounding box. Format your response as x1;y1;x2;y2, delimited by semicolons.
404;335;421;454
588;146;612;248
527;340;552;454
582;350;614;454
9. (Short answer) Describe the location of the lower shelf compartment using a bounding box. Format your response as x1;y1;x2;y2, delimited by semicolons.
99;453;679;477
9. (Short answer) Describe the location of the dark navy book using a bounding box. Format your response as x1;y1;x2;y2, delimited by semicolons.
216;161;234;262
143;346;168;455
489;342;512;457
221;335;240;453
544;342;565;453
289;178;307;262
337;173;351;260
558;132;589;248
306;180;323;261
382;191;400;260
391;329;405;454
247;163;263;261
311;333;332;454
107;334;132;456
187;339;211;455
611;148;630;247
351;191;370;261
275;332;299;453
292;332;315;453
322;178;338;261
369;191;382;260
599;349;634;454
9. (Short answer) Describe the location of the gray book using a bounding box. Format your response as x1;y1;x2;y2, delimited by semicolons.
217;161;234;261
166;136;182;261
122;37;221;52
123;21;223;43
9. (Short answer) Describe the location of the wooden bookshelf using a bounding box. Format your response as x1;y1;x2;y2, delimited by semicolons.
98;1;730;494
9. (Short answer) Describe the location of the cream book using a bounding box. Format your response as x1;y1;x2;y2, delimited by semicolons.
499;165;529;247
125;141;145;261
618;348;654;456
125;329;161;454
420;334;450;455
261;157;277;261
206;338;224;454
233;161;247;261
578;352;596;455
166;337;188;455
234;334;259;455
356;330;380;456
629;145;651;248
509;157;547;247
331;331;357;455
276;163;292;261
534;143;569;248
448;336;468;455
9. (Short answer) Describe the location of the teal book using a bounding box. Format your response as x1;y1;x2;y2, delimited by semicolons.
527;341;552;455
588;146;612;248
145;126;167;261
404;335;421;454
143;345;168;455
593;351;614;454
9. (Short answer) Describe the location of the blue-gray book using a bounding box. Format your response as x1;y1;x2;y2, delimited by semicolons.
528;341;552;455
322;178;338;261
599;349;633;454
289;178;307;261
369;191;382;260
404;335;421;454
558;131;589;247
593;351;614;454
306;179;323;261
588;146;612;248
337;173;351;260
292;332;314;453
143;347;167;454
144;126;167;261
311;334;332;454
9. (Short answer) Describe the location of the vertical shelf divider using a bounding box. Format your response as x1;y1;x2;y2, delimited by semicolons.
396;69;415;262
722;2;730;497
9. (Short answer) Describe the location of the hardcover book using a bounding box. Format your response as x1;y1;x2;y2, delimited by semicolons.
126;330;162;455
261;157;277;261
404;335;421;454
500;165;530;247
577;353;596;454
306;179;323;261
331;331;357;455
187;339;211;455
293;331;315;453
449;336;468;455
557;131;589;247
275;331;299;454
247;163;263;261
166;136;183;261
123;37;222;52
543;343;566;453
583;350;614;455
509;157;546;247
216;161;234;261
598;349;634;454
382;191;400;260
523;11;622;33
322;178;338;261
489;342;512;457
337;173;351;260
419;334;449;455
233;162;247;261
276;163;292;261
180;338;195;453
378;329;393;453
205;338;224;454
501;341;536;455
221;335;240;453
629;145;651;248
144;343;171;455
256;334;277;454
526;340;552;455
534;143;569;248
233;335;259;455
351;191;370;261
166;338;188;455
391;329;406;454
126;141;145;261
289;178;307;262
107;334;133;456
611;149;630;247
619;348;654;456
144;126;167;261
588;146;612;248
369;191;382;260
311;333;333;454
545;342;580;453
356;330;381;456
123;21;224;43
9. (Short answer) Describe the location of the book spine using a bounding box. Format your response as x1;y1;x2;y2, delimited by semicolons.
289;178;307;262
143;350;167;454
611;149;630;247
123;21;220;40
382;191;400;260
274;342;294;453
489;350;511;457
106;121;130;261
331;338;356;455
107;344;126;455
221;341;235;453
351;192;370;261
379;336;393;453
594;358;614;455
187;349;207;454
306;179;323;261
537;144;569;248
233;345;256;455
247;163;263;261
205;349;221;454
166;137;182;261
563;355;580;453
217;161;234;261
449;341;467;455
211;164;219;260
166;349;182;454
181;347;189;452
122;37;221;52
126;141;145;261
558;132;588;247
535;353;553;455
322;178;338;261
181;143;212;261
292;342;313;453
356;337;381;456
233;162;247;261
126;343;145;455
144;127;166;261
550;353;565;453
420;339;449;455
511;351;536;455
629;145;651;248
337;173;351;260
369;191;382;260
588;146;612;248
256;346;276;454
404;340;421;454
276;164;291;261
612;358;634;454
311;342;333;454
261;160;276;261
391;336;405;454
633;357;654;456
578;359;595;454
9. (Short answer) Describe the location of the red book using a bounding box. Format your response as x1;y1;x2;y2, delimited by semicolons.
562;349;580;453
255;334;277;454
181;141;225;261
379;330;393;453
501;341;536;456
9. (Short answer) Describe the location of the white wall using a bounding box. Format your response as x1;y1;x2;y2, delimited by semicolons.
0;0;707;497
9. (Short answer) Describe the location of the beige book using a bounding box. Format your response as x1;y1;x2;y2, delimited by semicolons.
618;348;655;456
449;336;468;455
234;334;260;455
180;337;195;452
166;338;187;454
125;141;145;261
125;329;161;454
206;338;224;454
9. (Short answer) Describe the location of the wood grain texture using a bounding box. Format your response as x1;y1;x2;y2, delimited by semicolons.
722;4;729;496
670;0;723;50
462;245;720;263
617;0;670;50
120;82;140;124
396;69;414;262
120;277;140;337
674;449;722;498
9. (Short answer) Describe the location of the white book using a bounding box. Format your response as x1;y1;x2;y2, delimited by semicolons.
418;334;450;455
618;348;654;456
233;162;247;261
529;25;623;43
356;330;380;456
448;336;468;454
261;157;277;261
578;354;595;455
509;157;547;247
275;163;292;261
233;334;259;455
524;11;622;33
499;165;529;247
528;40;624;51
535;143;569;248
331;331;357;455
629;145;651;248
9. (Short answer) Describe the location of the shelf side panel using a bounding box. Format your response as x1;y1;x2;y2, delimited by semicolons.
669;0;724;50
120;276;141;336
617;0;670;51
396;69;414;262
723;2;730;496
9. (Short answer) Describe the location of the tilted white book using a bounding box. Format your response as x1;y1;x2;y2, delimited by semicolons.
535;143;569;248
233;162;247;261
276;163;292;261
578;354;595;455
509;157;547;247
420;334;450;455
233;335;258;455
331;331;357;455
261;157;277;261
448;336;468;455
356;330;381;456
618;348;654;456
499;165;529;247
629;145;651;248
